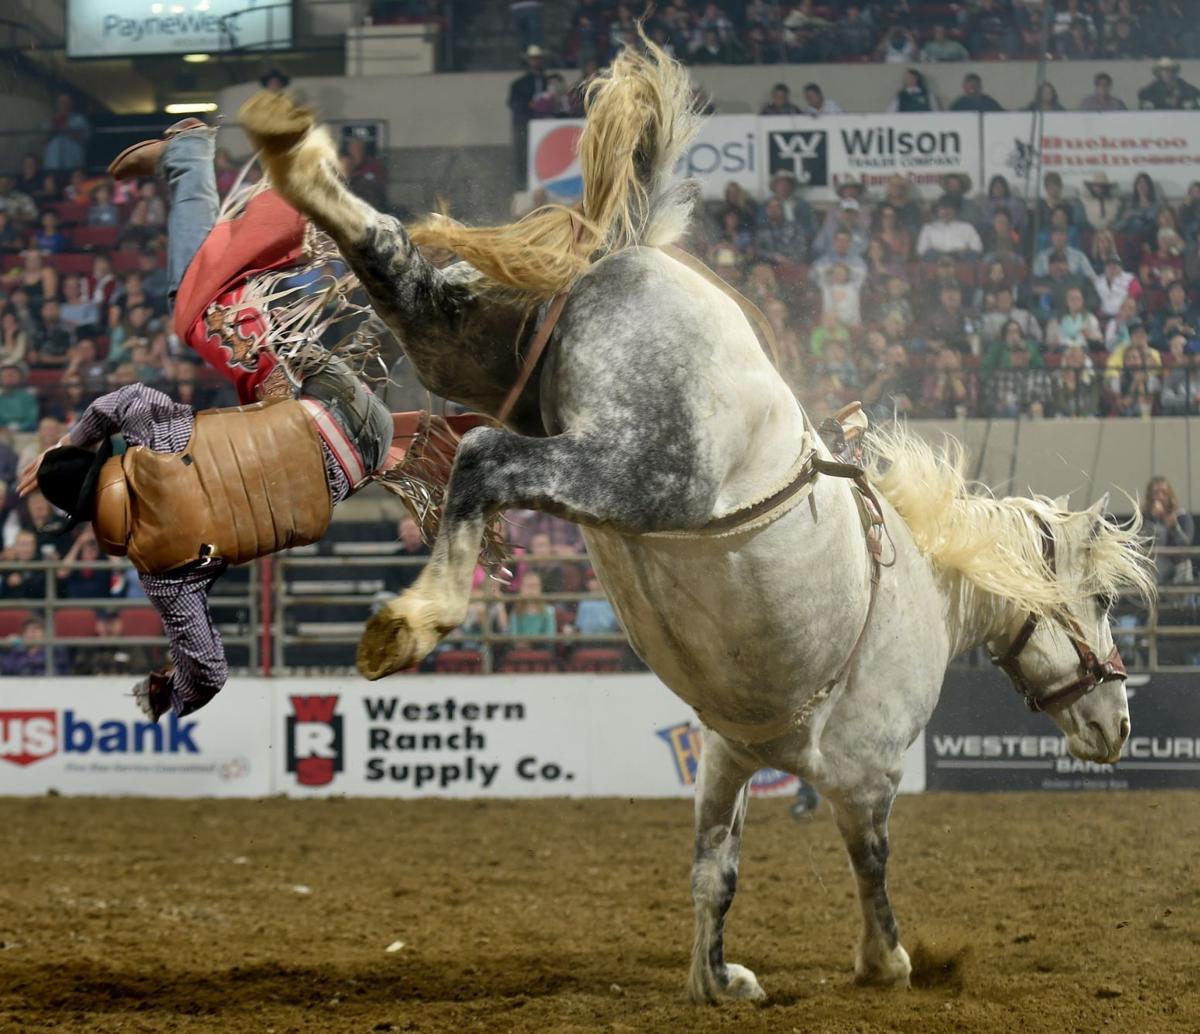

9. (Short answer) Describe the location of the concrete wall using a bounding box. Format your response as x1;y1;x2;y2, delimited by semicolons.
215;58;1200;154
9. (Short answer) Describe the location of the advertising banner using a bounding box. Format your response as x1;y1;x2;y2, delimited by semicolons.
926;670;1200;791
67;0;293;59
529;113;980;203
982;111;1200;200
0;679;272;796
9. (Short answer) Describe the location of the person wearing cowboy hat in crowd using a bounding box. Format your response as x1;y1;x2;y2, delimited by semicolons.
813;188;868;261
764;169;816;241
880;174;924;233
1082;171;1120;232
938;172;979;229
1078;71;1128;111
917;196;983;263
508;45;548;185
1138;57;1200;110
259;68;290;92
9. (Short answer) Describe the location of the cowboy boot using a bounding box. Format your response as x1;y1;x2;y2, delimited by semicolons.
107;117;208;180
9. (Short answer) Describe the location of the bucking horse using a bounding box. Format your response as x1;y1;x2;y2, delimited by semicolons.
238;43;1154;1002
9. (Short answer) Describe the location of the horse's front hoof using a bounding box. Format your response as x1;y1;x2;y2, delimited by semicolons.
687;962;766;1005
238;91;315;153
357;601;440;679
854;944;912;989
724;964;766;1001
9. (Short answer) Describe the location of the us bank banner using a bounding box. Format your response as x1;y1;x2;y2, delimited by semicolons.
529;113;980;203
67;0;293;58
926;670;1200;792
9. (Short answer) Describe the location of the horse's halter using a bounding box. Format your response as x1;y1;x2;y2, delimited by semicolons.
989;518;1126;713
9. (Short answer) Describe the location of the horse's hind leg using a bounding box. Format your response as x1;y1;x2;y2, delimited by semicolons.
827;780;911;987
688;730;764;1004
357;426;715;678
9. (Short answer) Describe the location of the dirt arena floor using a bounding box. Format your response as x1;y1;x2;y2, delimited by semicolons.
0;792;1197;1034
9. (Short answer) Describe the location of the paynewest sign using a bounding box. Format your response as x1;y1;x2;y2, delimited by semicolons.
67;0;292;59
531;110;1200;204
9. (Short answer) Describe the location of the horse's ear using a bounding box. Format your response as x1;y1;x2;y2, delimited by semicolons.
1054;493;1070;510
1091;491;1111;517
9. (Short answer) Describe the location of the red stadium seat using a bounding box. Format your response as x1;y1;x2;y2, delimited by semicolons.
568;647;623;672
434;649;483;673
69;225;120;251
0;608;32;637
48;253;95;275
499;648;559;673
119;608;163;638
47;201;89;225
111;252;143;273
54;608;97;638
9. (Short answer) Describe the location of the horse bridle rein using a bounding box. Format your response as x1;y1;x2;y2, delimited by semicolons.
989;517;1126;713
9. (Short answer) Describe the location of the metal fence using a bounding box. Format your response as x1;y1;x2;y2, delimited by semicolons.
2;547;1198;676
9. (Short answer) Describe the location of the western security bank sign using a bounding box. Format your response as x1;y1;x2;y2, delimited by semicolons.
529;113;980;204
530;110;1200;205
68;0;292;59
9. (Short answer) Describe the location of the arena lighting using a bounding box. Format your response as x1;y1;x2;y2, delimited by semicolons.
182;53;212;63
164;102;218;114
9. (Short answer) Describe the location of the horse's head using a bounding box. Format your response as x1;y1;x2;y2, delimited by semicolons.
987;496;1156;764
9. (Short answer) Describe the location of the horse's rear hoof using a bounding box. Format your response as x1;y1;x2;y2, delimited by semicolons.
357;600;441;679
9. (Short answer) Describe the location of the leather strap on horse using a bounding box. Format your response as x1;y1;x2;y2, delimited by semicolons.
495;239;784;426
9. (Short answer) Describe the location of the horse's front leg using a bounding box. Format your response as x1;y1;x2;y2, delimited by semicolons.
827;781;911;987
688;729;764;1004
357;424;716;678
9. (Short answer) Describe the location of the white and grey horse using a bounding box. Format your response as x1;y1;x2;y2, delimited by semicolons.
239;46;1155;1002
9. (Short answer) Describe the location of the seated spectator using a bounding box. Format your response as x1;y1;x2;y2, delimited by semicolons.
14;153;41;196
0;617;66;676
763;170;816;241
707;208;754;275
978;174;1027;239
862;341;917;421
1034;225;1095;279
1137;57;1200;111
28;300;74;369
782;2;832;62
47;369;91;425
877;27;917;64
916;197;983;262
811;228;866;282
830;4;875;59
922;253;962;309
1080;172;1120;232
981;323;1053;418
719;180;759;233
1103;16;1146;60
1078;71;1128;111
1045;287;1105;354
1057;16;1097;59
136;250;168;305
1094;255;1142;322
808;307;850;358
7;249;58;309
0;361;36;432
815;259;864;327
938;173;979;228
0;213;22;254
87;253;117;307
1160;333;1197;415
127;180;167;232
64;337;107;389
690;28;739;63
981;210;1027;282
1038;171;1087;231
86;183;120;227
1181;180;1200;242
802;82;843;115
879;175;924;233
755;197;808;265
975;257;1016;310
1029;251;1100;323
56;529;112;599
922;282;980;356
33;172;61;203
966;0;1016;55
529;73;574;118
813;199;869;260
979;284;1042;347
1141;477;1194;586
1091;228;1123;270
1051;347;1101;418
1114;172;1164;248
509;571;556;646
1106;318;1162;386
1113;344;1162;416
387;515;431;594
32;211;63;255
919;348;972;419
0;310;27;366
59;274;100;335
1025;82;1065;112
0;174;37;224
573;569;619;636
1;529;44;598
919;25;969;63
872;203;912;261
760;82;802;114
888;67;940;113
1150;281;1198;351
1141;229;1186;307
107;302;156;362
742;261;780;307
949;72;1004;112
1105;295;1142;352
876;272;913;329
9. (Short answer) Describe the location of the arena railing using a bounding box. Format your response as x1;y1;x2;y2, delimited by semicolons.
2;549;1198;675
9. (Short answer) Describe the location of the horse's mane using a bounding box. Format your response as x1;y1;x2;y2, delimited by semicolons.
407;37;699;303
863;424;1156;617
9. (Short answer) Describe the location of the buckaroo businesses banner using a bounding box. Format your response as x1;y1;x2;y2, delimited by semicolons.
533;110;1200;205
529;114;979;203
925;670;1200;792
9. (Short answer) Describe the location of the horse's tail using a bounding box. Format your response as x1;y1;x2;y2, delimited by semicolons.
408;36;698;303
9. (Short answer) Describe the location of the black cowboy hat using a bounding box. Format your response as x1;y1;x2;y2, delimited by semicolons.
259;68;291;88
36;438;112;534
